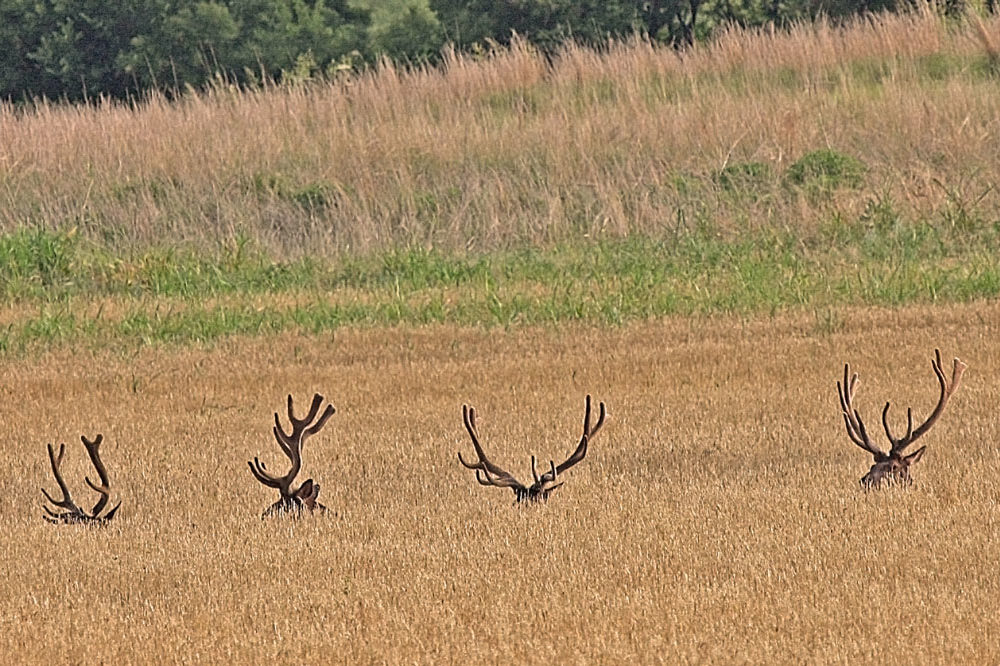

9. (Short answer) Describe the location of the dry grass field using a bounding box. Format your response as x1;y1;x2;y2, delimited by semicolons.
3;6;999;663
2;9;999;254
2;301;998;663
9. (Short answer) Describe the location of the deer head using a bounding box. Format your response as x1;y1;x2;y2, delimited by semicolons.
248;393;335;517
837;349;966;489
41;434;122;524
458;395;605;503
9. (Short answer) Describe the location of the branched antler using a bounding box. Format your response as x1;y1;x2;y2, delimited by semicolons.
249;393;334;517
458;395;606;503
41;434;121;525
881;349;966;453
837;349;966;488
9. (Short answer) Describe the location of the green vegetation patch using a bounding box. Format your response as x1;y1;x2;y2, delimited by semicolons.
714;161;774;193
1;198;999;355
785;149;867;192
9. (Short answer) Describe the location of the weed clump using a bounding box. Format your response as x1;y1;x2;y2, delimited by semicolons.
250;172;339;212
785;149;867;192
715;161;774;192
0;228;78;290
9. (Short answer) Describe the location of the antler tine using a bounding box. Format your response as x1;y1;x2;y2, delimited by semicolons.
102;502;122;522
274;393;335;452
542;482;564;499
475;468;500;487
271;416;295;459
458;406;488;468
80;434;113;517
530;455;556;485
271;393;316;450
303;403;336;441
531;456;555;484
248;457;291;491
42;505;63;522
457;405;482;470
584;394;607;441
883;349;967;454
837;364;887;459
286;393;322;432
251;428;302;491
548;395;605;478
41;443;81;512
530;456;558;485
881;402;914;452
457;404;524;490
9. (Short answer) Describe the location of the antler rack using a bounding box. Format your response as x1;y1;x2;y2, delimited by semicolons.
249;393;335;517
41;434;121;524
458;394;605;503
837;349;966;488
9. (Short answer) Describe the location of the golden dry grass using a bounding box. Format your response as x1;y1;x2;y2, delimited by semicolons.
2;302;999;663
2;9;999;253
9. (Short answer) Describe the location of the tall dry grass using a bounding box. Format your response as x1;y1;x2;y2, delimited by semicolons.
1;8;998;255
0;302;999;662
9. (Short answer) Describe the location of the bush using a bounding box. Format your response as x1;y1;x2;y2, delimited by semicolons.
785;149;867;191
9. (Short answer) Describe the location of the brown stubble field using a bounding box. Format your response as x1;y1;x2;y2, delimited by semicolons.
1;302;999;663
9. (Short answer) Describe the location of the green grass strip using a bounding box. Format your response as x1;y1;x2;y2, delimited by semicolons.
1;207;999;355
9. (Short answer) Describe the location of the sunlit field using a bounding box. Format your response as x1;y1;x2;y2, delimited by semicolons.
2;302;998;663
2;5;999;662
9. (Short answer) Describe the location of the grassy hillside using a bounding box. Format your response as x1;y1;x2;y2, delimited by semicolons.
1;8;999;352
3;9;998;253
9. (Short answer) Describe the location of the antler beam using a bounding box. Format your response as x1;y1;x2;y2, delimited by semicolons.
41;434;122;525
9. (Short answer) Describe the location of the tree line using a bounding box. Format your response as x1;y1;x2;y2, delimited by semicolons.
0;0;980;102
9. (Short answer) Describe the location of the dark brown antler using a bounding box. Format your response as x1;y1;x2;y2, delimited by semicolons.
837;349;966;488
838;364;888;462
881;349;966;454
532;394;606;492
458;404;527;493
458;395;606;503
41;434;121;524
249;393;334;517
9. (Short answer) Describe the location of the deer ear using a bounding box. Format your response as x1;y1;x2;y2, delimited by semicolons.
296;480;321;508
296;479;315;498
903;446;927;466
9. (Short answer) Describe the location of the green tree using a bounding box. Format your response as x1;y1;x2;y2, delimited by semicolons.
120;2;241;91
0;0;46;99
4;0;164;100
366;0;446;61
229;0;368;78
430;0;642;52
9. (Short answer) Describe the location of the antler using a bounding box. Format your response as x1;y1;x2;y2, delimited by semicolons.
248;393;334;516
535;394;606;487
458;395;606;502
457;405;526;492
41;434;121;524
838;349;967;488
837;364;889;461
881;348;966;455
